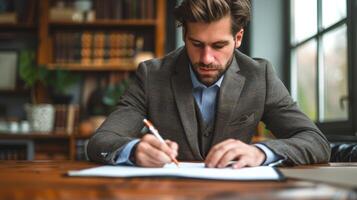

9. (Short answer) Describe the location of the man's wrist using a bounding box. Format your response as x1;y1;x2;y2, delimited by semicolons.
254;145;267;165
254;143;282;165
129;143;139;164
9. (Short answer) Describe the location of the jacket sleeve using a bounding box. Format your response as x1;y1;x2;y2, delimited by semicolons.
260;61;331;166
86;62;148;164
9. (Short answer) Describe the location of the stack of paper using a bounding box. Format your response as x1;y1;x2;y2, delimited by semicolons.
68;162;284;181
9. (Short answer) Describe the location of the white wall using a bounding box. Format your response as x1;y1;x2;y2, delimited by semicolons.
176;0;184;48
250;0;284;79
176;26;184;48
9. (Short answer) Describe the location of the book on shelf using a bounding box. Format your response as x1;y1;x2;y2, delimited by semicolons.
0;145;26;160
76;139;88;160
50;0;92;22
66;104;79;134
53;104;80;135
93;32;105;64
54;31;139;69
81;31;92;64
50;7;81;22
0;140;33;160
49;0;155;22
15;0;36;25
95;0;155;20
0;0;36;24
34;143;68;160
0;12;16;23
111;0;123;20
53;104;66;133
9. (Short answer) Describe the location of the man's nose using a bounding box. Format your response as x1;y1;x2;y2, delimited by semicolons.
200;47;214;65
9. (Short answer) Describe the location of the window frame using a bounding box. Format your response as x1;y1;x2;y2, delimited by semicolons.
285;0;357;141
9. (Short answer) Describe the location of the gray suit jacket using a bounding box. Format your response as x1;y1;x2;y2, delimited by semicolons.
87;47;331;166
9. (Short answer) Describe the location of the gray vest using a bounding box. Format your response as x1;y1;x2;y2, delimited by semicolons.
194;101;215;158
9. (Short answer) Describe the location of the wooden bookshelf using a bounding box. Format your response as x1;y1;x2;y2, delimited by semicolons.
49;19;157;27
47;63;137;71
0;132;70;140
0;132;91;160
38;0;166;67
0;0;167;160
0;23;36;30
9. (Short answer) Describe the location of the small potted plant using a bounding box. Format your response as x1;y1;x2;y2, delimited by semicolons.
47;66;80;104
19;50;54;132
19;50;79;132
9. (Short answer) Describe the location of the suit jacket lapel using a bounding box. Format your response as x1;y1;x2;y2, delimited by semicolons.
171;51;203;160
212;54;246;146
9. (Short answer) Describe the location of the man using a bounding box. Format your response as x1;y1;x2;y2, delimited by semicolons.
87;0;330;168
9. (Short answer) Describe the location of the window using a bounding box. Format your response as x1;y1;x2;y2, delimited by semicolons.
289;0;357;138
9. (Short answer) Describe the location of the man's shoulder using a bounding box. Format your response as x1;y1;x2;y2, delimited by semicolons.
234;50;271;70
139;47;185;72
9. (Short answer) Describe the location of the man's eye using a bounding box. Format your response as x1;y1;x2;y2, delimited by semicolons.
212;44;225;49
192;43;203;48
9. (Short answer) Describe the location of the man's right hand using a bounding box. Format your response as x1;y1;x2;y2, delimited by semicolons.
134;134;178;167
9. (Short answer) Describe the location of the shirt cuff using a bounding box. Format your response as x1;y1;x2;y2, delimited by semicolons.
115;139;140;165
254;143;282;165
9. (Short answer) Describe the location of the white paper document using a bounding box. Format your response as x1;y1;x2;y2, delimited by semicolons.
68;162;283;181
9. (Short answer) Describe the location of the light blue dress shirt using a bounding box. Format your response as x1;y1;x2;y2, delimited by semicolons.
115;65;281;165
190;66;223;123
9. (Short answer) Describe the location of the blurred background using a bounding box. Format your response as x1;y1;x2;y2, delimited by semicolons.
0;0;356;161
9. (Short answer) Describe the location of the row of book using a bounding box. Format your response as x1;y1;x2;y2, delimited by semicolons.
50;0;156;21
76;139;88;160
95;0;156;20
54;31;136;65
53;104;80;135
0;0;36;24
0;140;88;160
0;150;26;160
0;144;29;160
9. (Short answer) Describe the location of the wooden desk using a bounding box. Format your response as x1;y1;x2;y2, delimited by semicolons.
0;161;356;200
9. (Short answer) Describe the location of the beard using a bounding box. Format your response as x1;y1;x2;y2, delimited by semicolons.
192;55;234;86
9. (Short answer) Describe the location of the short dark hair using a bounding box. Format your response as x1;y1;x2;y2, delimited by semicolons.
174;0;251;36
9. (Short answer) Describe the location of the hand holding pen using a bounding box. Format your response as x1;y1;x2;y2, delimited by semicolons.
143;119;179;166
132;119;179;167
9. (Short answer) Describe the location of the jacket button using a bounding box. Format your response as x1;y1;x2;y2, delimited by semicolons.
101;152;108;157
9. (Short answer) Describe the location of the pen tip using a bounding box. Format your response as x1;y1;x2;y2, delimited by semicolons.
143;119;153;127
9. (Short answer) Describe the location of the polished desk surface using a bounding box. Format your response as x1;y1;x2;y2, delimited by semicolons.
0;160;356;200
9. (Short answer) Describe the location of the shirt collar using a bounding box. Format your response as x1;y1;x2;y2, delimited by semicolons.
189;65;224;89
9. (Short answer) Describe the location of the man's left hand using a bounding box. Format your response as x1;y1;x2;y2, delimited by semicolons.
205;139;266;169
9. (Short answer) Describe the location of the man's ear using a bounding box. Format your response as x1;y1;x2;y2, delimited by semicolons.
235;29;244;48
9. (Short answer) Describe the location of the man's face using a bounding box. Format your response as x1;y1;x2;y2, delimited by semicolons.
185;15;244;86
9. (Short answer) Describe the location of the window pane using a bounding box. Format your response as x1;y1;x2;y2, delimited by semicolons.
321;25;348;122
322;0;346;28
291;0;317;43
294;40;317;121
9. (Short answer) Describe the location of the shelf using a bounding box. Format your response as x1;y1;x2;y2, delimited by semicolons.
0;132;91;140
0;23;37;32
47;62;137;71
0;132;90;160
0;88;30;95
0;23;36;31
0;132;71;140
50;19;157;28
